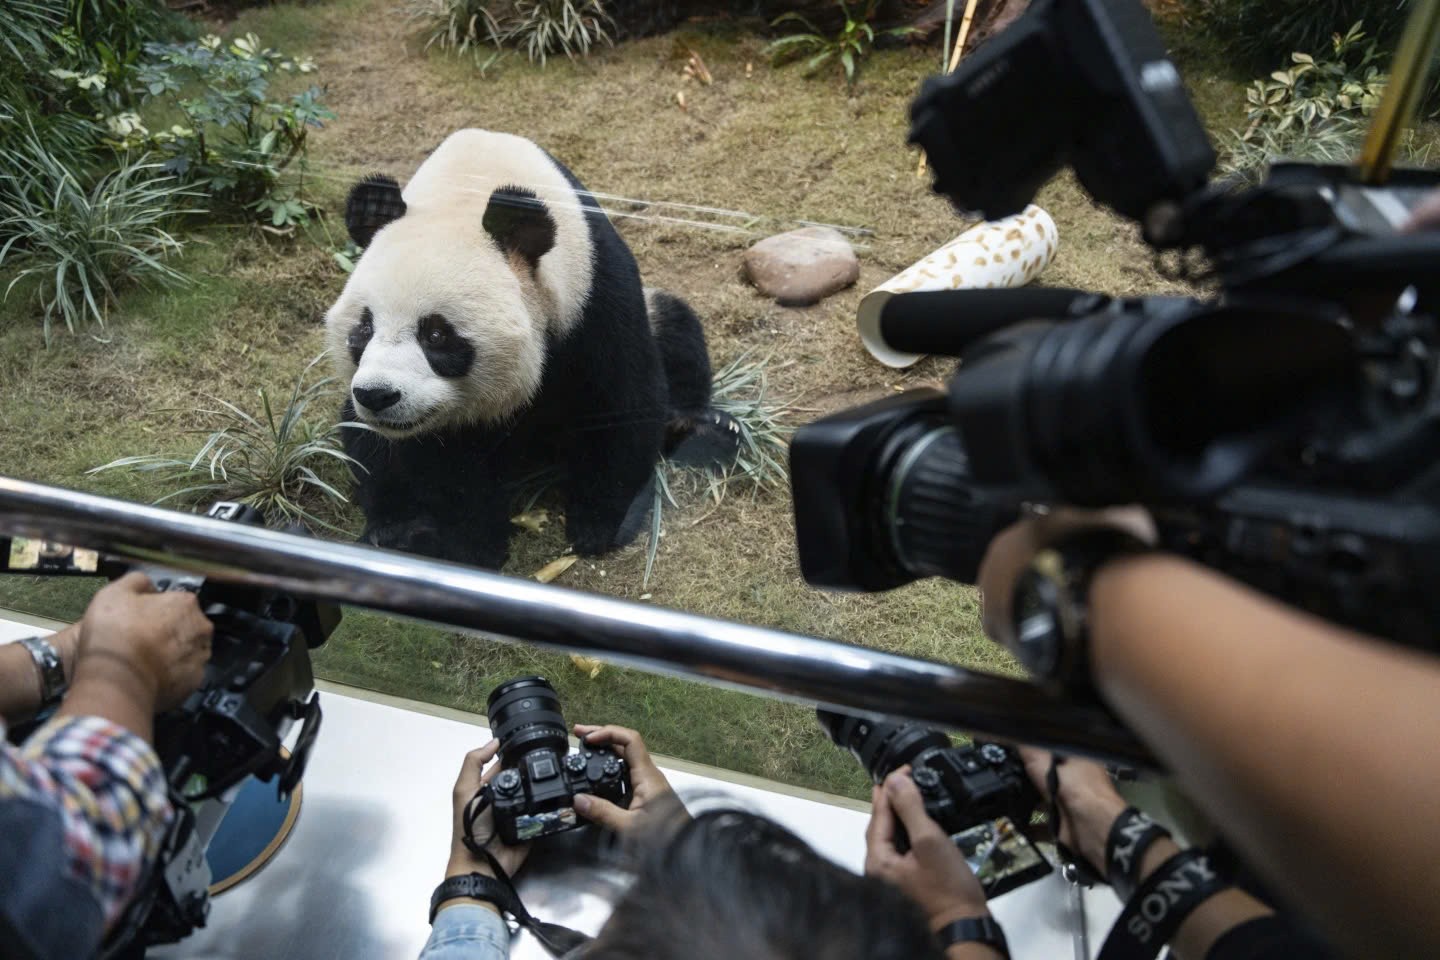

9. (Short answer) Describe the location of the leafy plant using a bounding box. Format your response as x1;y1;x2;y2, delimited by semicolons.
505;0;614;65
1221;23;1416;181
767;0;908;88
1198;0;1413;72
90;356;366;532
407;0;614;66
644;351;791;586
0;128;195;341
128;34;335;228
406;0;505;55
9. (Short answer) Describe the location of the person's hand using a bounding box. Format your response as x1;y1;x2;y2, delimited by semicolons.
977;507;1154;652
1016;746;1127;874
446;739;529;879
570;724;677;833
75;572;213;711
1402;188;1440;233
47;623;81;684
865;768;989;932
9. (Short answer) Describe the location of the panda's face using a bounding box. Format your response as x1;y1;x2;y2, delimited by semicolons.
326;211;549;439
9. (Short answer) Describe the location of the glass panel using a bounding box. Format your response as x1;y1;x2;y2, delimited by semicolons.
3;0;1430;800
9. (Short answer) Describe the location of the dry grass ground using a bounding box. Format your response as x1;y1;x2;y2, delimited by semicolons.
0;0;1244;796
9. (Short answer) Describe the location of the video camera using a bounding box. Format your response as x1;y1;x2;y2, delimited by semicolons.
2;502;339;956
819;709;1051;897
792;0;1440;651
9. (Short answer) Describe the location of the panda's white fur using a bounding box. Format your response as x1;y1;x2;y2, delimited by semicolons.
324;130;595;437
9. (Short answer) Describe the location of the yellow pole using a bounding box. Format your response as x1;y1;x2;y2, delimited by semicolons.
1357;0;1440;184
918;0;983;177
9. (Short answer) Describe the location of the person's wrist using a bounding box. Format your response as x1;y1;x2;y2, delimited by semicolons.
72;648;159;708
928;900;992;934
1066;790;1129;870
446;851;495;880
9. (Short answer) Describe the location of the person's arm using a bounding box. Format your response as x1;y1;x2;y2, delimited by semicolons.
0;573;213;959
980;514;1439;958
1018;749;1272;960
864;770;1004;960
1086;554;1440;958
419;740;524;960
0;625;79;724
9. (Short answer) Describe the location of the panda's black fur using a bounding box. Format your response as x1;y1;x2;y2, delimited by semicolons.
335;141;732;570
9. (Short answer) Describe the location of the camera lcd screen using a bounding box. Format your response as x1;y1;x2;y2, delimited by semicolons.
953;816;1052;899
4;538;100;575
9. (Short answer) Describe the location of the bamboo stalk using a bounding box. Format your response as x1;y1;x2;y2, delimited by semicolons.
918;0;983;177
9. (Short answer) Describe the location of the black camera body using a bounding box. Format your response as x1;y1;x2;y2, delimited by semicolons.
819;710;1051;897
792;0;1440;653
481;677;631;845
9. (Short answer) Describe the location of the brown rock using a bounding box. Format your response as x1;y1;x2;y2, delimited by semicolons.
743;226;860;307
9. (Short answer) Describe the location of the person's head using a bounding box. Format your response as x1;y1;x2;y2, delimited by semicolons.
582;807;943;960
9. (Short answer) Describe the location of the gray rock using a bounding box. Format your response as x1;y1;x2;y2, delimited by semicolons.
743;226;859;307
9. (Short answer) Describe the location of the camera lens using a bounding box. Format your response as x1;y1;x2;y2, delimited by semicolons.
816;708;952;784
875;419;1012;584
486;676;569;766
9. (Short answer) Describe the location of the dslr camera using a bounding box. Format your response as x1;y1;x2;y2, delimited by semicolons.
819;709;1051;897
792;0;1440;652
2;501;339;957
480;676;631;844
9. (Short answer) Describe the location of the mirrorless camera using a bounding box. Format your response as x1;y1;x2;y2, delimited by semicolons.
819;709;1051;897
481;676;631;844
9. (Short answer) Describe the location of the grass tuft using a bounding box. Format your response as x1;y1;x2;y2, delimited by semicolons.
0;128;196;342
88;354;364;532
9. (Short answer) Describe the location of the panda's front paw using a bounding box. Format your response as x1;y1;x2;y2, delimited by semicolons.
361;518;445;557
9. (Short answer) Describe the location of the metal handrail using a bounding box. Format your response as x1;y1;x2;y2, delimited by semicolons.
0;475;1151;765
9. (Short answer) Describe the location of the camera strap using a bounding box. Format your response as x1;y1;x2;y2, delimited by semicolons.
461;793;594;958
1097;849;1229;960
1045;756;1105;887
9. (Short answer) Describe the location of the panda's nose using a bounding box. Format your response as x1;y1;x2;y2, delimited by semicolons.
353;386;402;413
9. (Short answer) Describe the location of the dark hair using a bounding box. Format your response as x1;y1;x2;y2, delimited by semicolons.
581;805;943;960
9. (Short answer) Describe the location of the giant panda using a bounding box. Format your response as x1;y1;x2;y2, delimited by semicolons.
325;129;736;569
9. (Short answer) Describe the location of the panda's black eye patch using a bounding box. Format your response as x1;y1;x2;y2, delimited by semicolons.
417;313;474;378
347;308;374;364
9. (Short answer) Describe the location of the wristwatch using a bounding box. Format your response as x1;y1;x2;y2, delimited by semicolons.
429;872;514;924
936;915;1010;958
18;636;68;710
1010;530;1149;688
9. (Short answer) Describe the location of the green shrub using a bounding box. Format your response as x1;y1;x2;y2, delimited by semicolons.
90;355;366;532
127;34;336;228
406;0;505;55
1198;0;1413;71
1220;23;1426;181
0;128;195;341
407;0;614;66
767;0;909;89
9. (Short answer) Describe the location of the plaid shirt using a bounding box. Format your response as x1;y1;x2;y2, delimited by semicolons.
0;714;172;959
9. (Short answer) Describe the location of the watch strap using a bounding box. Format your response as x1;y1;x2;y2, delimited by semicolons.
936;915;1010;958
1017;529;1149;686
18;636;67;708
429;873;515;925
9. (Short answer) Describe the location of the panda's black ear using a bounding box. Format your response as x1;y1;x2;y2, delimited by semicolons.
482;185;556;271
345;174;406;249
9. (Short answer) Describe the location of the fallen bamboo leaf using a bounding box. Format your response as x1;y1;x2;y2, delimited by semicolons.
683;47;713;85
570;654;605;679
676;90;688;111
510;508;549;533
533;555;578;583
745;61;753;78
